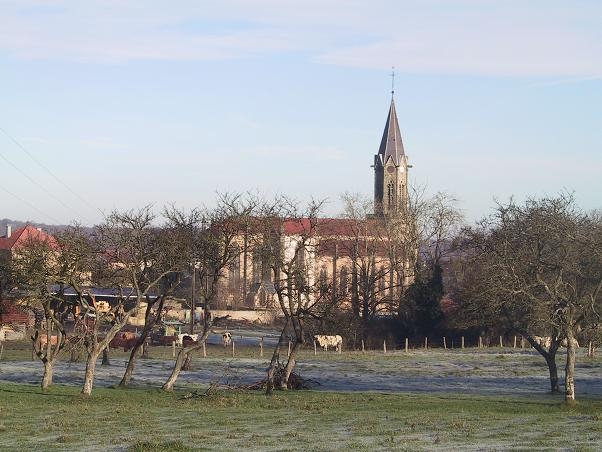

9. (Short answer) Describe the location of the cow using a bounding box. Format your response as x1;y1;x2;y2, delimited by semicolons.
176;333;198;347
181;335;198;347
109;332;139;352
222;332;232;347
532;335;552;349
38;334;59;348
314;334;343;352
532;335;579;349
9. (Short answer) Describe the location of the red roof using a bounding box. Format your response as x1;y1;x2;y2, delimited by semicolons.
0;225;55;251
282;218;370;237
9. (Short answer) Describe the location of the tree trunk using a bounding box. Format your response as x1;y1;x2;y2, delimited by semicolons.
81;349;100;396
162;349;189;392
266;322;288;395
101;348;110;366
41;360;53;391
281;341;301;389
162;319;215;392
524;333;560;393
544;352;560;393
565;337;576;402
121;297;164;387
181;353;192;371
120;339;145;387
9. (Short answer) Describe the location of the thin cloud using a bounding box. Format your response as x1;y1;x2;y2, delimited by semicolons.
1;0;601;78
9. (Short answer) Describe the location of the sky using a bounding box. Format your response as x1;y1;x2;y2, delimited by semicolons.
0;0;600;226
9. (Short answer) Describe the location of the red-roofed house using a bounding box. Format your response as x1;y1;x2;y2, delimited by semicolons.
0;224;55;254
1;224;55;326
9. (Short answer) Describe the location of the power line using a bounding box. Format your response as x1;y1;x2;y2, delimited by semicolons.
0;126;101;223
0;182;62;224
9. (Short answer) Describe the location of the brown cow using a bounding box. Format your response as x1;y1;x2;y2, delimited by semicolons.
109;332;139;352
181;335;198;347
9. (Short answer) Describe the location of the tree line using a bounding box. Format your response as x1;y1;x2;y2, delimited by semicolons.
1;190;600;402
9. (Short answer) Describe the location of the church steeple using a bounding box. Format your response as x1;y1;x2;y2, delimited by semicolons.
377;99;405;166
374;96;409;216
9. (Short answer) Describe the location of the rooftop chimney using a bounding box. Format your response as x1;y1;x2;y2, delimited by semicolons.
6;224;11;238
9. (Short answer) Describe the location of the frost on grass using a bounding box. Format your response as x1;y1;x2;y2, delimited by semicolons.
0;349;601;396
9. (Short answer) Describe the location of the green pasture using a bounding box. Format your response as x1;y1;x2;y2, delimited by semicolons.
0;381;601;450
2;339;602;450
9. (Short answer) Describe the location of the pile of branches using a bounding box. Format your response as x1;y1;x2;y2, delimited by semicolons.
244;364;319;391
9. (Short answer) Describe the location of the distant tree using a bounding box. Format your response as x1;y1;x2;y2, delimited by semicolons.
339;193;412;344
398;190;463;338
339;189;463;343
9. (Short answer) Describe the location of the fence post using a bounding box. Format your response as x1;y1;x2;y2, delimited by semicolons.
260;337;264;358
405;337;409;353
288;341;291;358
499;336;503;347
202;340;206;358
172;340;176;358
361;339;365;353
513;336;517;348
461;336;465;349
383;340;387;354
314;340;317;356
231;340;235;357
479;336;483;348
424;337;428;350
443;337;447;350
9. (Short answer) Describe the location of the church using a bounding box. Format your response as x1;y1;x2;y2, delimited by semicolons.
214;94;413;315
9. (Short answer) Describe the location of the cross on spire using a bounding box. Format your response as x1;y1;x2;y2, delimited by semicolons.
391;66;395;98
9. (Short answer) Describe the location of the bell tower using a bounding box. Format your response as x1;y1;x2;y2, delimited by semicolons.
373;91;409;216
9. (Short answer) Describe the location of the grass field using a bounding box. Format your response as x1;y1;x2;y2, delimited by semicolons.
1;340;602;450
1;382;602;451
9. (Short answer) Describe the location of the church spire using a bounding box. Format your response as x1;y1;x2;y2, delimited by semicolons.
373;80;409;216
377;98;405;167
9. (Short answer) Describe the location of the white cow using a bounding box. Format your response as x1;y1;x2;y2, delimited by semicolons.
222;332;232;347
532;335;579;349
314;334;342;352
532;335;552;348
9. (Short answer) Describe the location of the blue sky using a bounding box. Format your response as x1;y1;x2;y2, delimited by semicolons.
0;0;600;226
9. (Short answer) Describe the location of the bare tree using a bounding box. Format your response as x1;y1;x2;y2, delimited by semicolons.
80;206;178;396
162;194;257;391
456;194;602;400
11;226;91;390
338;189;463;342
339;194;402;343
255;197;339;393
118;209;196;387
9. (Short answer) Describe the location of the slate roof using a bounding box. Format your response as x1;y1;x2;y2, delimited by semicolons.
376;99;405;166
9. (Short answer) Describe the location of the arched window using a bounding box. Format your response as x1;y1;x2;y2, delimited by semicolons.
387;182;395;209
319;266;328;294
229;257;240;290
252;253;261;283
378;266;386;292
339;266;349;296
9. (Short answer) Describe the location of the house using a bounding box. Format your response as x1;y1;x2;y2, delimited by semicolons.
0;225;55;327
